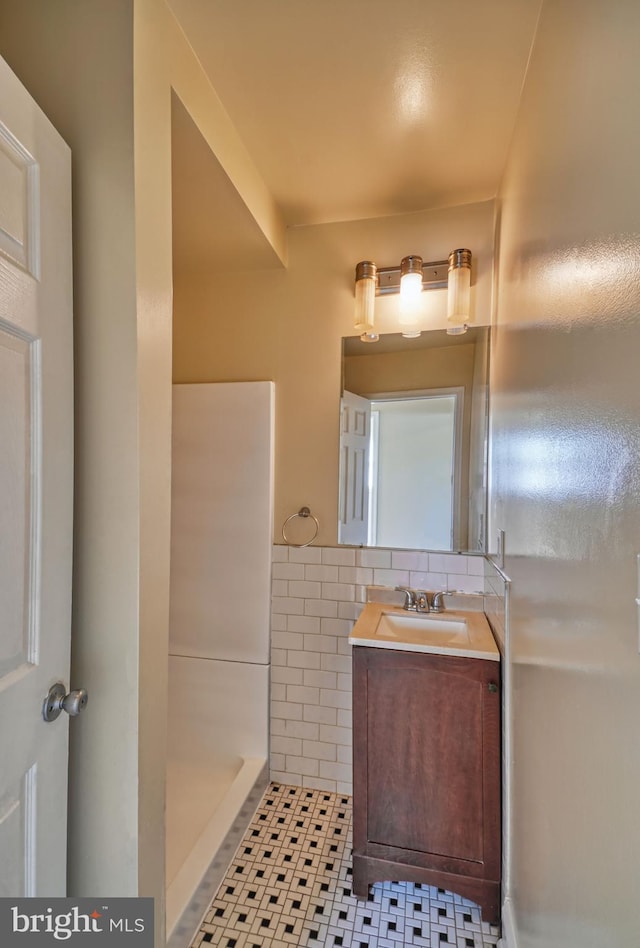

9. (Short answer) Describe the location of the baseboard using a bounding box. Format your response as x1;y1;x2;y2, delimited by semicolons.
497;898;518;948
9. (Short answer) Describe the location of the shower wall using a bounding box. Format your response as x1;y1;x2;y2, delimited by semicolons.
169;381;274;663
167;381;274;944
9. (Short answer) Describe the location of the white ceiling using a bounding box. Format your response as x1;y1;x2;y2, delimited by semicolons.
167;0;541;231
169;1;542;272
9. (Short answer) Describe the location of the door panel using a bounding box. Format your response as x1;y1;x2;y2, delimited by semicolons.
367;663;484;862
338;390;371;545
0;115;39;276
0;55;73;896
0;326;36;677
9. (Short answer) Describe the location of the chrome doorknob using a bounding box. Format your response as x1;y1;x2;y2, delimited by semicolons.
43;682;89;723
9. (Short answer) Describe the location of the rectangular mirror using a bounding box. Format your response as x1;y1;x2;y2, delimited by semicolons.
338;328;489;552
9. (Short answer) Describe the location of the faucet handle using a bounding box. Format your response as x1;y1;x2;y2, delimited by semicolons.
430;591;450;612
395;586;417;610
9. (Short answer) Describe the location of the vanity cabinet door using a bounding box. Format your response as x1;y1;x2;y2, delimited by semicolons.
352;646;501;919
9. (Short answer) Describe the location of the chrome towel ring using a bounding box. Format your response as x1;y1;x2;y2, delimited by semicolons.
282;506;320;548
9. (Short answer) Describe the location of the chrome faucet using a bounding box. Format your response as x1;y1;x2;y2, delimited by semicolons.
394;587;451;613
395;587;432;612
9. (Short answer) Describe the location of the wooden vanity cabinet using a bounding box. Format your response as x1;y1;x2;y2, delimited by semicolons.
352;645;501;923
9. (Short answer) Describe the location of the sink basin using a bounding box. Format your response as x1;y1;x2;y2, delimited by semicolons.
375;611;469;645
348;602;499;660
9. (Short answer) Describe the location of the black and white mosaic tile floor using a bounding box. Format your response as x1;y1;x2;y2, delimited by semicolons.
190;784;501;948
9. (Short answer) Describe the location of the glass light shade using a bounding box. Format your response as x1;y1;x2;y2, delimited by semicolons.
354;261;378;342
399;256;423;338
447;249;471;335
400;270;423;301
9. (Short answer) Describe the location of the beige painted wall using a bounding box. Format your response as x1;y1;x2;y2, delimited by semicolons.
173;199;495;545
134;3;286;939
343;343;475;396
492;0;640;943
132;2;172;933
0;0;141;898
0;2;279;943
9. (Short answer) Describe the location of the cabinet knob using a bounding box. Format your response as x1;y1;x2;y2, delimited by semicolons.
488;682;498;694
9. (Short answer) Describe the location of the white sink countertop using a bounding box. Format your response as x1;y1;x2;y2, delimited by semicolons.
348;602;499;661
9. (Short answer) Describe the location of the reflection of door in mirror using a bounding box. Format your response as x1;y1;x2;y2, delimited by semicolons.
368;391;463;550
339;329;490;552
338;391;371;544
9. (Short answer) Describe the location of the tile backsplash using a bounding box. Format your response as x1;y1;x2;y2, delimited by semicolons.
270;545;487;795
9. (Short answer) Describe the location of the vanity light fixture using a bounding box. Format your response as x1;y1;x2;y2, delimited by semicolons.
353;249;473;341
354;261;378;342
446;248;472;335
399;255;424;338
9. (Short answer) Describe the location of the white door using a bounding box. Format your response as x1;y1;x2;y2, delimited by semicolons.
0;57;73;895
338;391;371;545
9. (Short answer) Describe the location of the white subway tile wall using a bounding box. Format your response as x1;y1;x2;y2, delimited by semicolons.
271;544;487;794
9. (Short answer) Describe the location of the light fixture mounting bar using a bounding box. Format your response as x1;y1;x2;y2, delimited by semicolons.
376;260;448;295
